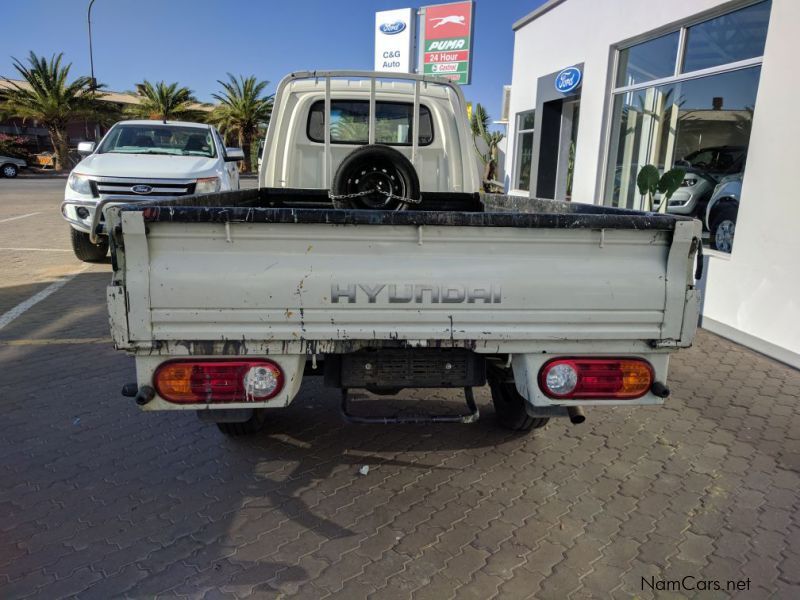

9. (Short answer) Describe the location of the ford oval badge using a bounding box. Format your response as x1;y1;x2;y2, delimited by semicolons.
131;184;153;195
380;21;406;35
555;67;582;93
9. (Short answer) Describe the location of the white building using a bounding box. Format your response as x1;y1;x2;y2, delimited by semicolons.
505;0;799;368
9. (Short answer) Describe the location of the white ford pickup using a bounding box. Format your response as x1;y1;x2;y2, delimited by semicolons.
62;120;244;262
105;71;702;437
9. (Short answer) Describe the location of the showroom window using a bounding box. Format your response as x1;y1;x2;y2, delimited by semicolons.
513;110;535;191
604;0;771;253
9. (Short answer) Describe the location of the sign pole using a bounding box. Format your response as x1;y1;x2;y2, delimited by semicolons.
416;7;426;74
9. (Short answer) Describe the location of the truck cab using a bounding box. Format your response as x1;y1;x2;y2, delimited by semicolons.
259;72;480;194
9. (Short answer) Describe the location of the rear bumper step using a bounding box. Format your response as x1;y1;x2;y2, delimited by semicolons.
341;387;479;424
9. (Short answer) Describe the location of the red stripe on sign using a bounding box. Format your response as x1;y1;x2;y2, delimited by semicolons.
424;50;469;63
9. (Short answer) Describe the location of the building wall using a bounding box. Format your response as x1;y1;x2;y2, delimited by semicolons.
508;0;800;366
507;0;735;199
700;0;800;367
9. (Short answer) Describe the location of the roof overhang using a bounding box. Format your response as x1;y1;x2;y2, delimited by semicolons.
513;0;568;31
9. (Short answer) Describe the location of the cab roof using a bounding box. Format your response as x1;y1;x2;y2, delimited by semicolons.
114;120;211;129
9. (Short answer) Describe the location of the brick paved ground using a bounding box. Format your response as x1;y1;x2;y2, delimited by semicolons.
1;180;799;598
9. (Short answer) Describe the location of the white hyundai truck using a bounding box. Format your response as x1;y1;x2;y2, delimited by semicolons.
104;71;702;437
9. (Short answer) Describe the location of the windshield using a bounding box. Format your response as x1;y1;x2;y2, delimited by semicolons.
97;124;217;158
683;147;745;175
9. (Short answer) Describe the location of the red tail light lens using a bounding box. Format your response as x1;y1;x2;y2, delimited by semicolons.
154;360;284;404
538;358;654;400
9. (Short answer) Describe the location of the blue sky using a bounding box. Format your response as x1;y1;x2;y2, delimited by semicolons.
2;0;544;124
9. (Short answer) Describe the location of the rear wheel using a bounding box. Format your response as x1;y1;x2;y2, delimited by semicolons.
2;163;18;178
70;228;108;262
216;409;267;436
488;374;549;432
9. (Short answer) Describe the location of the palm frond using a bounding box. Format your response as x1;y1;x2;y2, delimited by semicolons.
125;80;202;121
0;51;112;169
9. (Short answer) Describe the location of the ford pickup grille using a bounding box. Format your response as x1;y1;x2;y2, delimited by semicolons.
89;177;196;199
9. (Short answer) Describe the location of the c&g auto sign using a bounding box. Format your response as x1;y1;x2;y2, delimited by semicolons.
422;1;473;85
374;8;415;73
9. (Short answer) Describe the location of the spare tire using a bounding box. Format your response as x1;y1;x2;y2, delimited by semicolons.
331;144;420;210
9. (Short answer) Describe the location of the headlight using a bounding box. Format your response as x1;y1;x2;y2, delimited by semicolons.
195;177;220;194
68;172;93;195
681;178;697;187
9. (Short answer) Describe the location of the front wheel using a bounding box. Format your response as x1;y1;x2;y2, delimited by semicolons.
70;228;109;262
488;375;549;432
710;205;737;253
2;163;18;178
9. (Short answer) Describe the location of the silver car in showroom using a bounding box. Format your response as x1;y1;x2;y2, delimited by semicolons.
655;145;746;220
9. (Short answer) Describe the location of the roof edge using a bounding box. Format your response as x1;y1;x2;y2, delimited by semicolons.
513;0;569;31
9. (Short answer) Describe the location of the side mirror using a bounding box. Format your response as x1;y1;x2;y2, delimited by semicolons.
225;147;245;162
77;141;96;155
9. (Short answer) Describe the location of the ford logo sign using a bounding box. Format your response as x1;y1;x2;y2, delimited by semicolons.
555;67;582;93
131;184;153;195
380;21;406;35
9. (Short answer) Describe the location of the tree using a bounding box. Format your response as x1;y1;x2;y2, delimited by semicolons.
470;103;504;191
210;74;273;172
126;80;203;121
1;52;108;170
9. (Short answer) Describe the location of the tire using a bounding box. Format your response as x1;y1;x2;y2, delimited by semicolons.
70;228;109;262
710;205;738;253
216;410;266;436
331;144;420;210
2;163;18;178
488;375;549;432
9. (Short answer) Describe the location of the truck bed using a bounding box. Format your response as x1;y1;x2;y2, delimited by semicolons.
106;190;701;355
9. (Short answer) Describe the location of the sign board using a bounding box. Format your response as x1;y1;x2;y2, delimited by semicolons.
554;66;582;93
421;1;473;84
374;8;415;73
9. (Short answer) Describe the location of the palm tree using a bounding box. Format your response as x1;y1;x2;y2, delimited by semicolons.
126;80;203;121
1;52;108;170
210;74;273;172
470;103;504;190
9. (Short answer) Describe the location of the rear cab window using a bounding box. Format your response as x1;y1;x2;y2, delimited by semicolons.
307;100;434;146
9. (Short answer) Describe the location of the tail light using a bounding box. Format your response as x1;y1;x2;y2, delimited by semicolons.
154;360;284;404
538;358;653;400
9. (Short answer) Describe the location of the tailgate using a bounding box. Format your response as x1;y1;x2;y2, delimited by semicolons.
108;207;701;349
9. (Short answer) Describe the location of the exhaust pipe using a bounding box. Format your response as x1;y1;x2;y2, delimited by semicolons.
135;385;155;406
567;406;585;425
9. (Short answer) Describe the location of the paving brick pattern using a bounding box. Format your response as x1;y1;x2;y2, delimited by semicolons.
1;272;798;599
1;181;798;598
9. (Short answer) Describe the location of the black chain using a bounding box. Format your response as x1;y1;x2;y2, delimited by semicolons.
328;188;422;205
